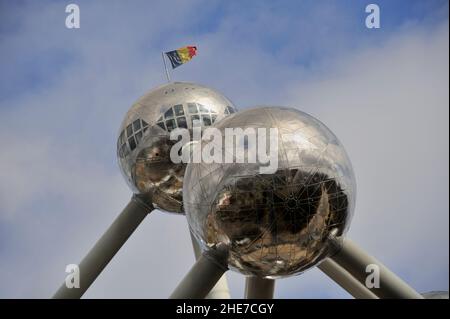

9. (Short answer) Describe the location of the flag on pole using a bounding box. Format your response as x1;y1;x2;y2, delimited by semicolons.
165;46;197;69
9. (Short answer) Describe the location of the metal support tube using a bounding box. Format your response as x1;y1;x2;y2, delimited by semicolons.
169;244;229;299
53;194;153;299
245;276;275;299
190;233;230;299
330;238;423;299
318;258;378;299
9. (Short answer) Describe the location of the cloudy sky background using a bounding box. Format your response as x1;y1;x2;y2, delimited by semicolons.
0;0;448;298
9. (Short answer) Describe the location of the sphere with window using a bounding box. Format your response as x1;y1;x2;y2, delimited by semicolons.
117;82;237;214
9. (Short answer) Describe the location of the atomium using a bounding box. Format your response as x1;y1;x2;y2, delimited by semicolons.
117;82;237;213
184;106;356;278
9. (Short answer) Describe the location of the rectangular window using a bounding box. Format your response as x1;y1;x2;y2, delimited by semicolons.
128;137;137;151
133;119;141;131
226;106;235;114
198;103;209;113
165;119;176;132
126;124;133;137
188;103;198;113
174;104;184;116
177;117;187;129
191;114;200;127
164;108;174;119
202;114;212;126
135;131;143;143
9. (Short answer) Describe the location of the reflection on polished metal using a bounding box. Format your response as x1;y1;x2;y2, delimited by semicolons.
184;106;356;278
118;82;237;213
318;258;377;299
329;238;424;299
169;243;229;299
190;232;231;299
245;276;275;299
53;194;154;299
54;79;426;299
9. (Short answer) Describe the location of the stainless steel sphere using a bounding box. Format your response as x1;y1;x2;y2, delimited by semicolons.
184;106;356;277
117;82;237;213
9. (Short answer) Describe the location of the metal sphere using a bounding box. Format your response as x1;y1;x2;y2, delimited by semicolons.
184;106;356;277
117;82;237;213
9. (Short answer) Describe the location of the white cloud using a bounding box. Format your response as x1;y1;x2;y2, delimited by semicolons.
283;21;449;294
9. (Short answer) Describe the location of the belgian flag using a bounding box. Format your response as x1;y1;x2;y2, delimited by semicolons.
165;46;198;69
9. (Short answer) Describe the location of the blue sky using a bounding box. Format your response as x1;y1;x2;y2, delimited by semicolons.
0;0;448;298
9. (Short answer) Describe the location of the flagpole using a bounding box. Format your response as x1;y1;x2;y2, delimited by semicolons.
162;52;171;83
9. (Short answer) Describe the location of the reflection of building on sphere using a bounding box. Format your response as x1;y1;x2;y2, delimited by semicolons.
184;106;356;278
117;82;237;213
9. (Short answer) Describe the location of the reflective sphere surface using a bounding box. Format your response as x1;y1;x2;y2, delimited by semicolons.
117;82;237;213
184;106;356;277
